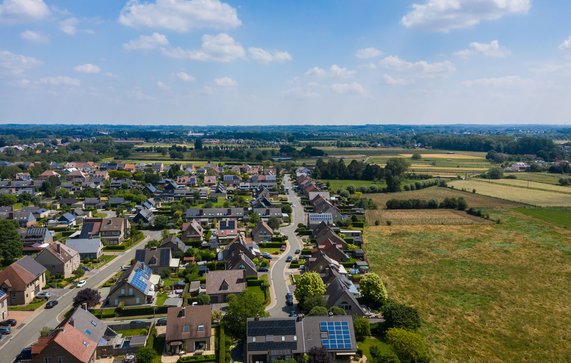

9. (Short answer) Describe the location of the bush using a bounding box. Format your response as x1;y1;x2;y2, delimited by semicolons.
353;317;371;341
382;301;421;331
308;306;329;316
386;328;430;363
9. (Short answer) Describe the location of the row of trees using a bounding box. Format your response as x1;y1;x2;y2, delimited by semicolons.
386;197;468;210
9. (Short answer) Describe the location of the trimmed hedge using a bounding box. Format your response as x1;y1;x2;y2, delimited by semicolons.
120;305;169;316
103;244;126;251
177;355;216;363
258;242;286;248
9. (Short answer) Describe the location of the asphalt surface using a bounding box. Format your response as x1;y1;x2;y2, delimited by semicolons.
266;174;305;317
0;229;163;361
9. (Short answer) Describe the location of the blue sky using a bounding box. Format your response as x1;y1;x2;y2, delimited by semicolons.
0;0;570;125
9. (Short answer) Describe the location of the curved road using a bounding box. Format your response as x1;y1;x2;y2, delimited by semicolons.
266;174;305;317
0;229;163;361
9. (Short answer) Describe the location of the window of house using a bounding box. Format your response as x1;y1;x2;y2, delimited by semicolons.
183;324;190;332
197;324;205;332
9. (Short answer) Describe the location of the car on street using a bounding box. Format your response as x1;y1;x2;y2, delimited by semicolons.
0;326;12;335
36;291;50;299
294;249;301;254
45;300;59;309
261;252;272;260
121;265;131;271
280;245;286;252
0;319;17;327
156;318;167;326
81;265;91;271
14;347;32;362
286;255;293;262
257;266;269;272
286;292;294;306
76;280;87;288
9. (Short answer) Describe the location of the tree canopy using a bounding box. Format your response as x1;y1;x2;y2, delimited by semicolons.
294;272;326;309
359;273;388;308
223;290;267;340
0;219;22;266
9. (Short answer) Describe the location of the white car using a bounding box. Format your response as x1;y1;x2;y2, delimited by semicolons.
76;280;87;288
36;291;50;299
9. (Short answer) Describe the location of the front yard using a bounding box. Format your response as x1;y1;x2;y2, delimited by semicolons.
9;298;46;311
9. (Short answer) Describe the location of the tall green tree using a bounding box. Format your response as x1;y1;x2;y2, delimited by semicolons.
223;290;267;340
0;220;23;265
294;272;326;309
360;273;388;308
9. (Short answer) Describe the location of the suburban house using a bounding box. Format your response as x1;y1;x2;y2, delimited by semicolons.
166;305;213;355
181;220;204;241
79;218;130;245
251;220;273;242
225;252;258;277
205;270;246;303
35;242;81;278
107;262;158;306
323;269;366;317
11;210;37;227
134;248;180;275
160;235;187;256
66;307;123;357
316;239;350;262
245;315;357;363
253;208;283;221
219;234;258;261
218;218;238;240
65;238;104;260
0;256;47;305
29;323;97;363
312;196;344;222
22;227;53;252
186;208;245;221
0;290;7;321
133;208;156;227
307;213;334;228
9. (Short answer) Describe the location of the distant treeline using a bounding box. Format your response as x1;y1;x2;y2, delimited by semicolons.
386;197;467;210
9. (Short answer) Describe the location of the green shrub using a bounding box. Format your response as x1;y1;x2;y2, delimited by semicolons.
386;328;430;363
353;317;371;341
382;301;421;331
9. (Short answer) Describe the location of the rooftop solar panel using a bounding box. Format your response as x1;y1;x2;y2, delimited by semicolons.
319;321;352;350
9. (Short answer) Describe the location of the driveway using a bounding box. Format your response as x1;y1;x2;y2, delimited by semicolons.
266;175;305;317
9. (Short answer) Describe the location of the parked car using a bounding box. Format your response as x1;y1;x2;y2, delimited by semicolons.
285;292;294;306
280;245;286;252
45;300;59;309
14;347;32;362
76;280;87;288
81;265;91;271
124;353;136;363
257;266;269;272
0;326;11;335
156;318;167;326
0;319;17;327
294;249;301;254
261;252;272;260
36;291;50;299
120;265;130;271
286;255;293;262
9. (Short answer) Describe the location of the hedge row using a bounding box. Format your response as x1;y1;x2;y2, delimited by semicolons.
258;242;286;248
177;355;216;363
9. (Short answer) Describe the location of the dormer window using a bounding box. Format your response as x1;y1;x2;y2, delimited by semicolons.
149;257;157;265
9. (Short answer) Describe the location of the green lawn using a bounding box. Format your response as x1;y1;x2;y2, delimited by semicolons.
9;298;46;311
358;337;395;361
156;292;168;306
514;207;571;229
323;179;386;191
364;208;571;362
116;328;149;337
260;247;281;255
505;172;568;185
83;255;116;269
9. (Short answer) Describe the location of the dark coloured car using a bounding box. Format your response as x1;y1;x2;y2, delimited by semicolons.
286;255;293;262
81;265;91;271
156;318;167;326
257;266;269;272
0;319;17;327
294;249;301;254
286;292;294;306
14;347;32;362
45;300;59;309
0;326;11;335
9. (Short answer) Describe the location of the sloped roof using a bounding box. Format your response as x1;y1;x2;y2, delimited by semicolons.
65;238;103;254
135;248;173;268
38;242;79;264
166;305;212;342
206;270;246;295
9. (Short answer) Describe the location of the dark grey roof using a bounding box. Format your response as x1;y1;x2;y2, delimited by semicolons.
15;255;46;277
135;248;172;267
65;238;103;254
247;318;296;336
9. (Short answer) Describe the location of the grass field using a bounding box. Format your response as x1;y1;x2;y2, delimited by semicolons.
514;207;571;229
449;179;571;206
323;179;386;190
477;178;571;194
504;172;567;185
365;186;524;209
366;209;490;225
364;208;571;362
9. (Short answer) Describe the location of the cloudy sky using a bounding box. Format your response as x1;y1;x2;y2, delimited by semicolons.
1;0;570;125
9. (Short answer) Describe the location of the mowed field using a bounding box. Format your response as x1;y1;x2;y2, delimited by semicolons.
367;209;490;225
504;172;567;185
365;186;523;210
476;178;571;194
449;179;571;206
364;208;571;362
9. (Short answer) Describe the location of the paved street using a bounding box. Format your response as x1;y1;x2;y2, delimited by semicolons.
0;229;163;361
266;174;305;317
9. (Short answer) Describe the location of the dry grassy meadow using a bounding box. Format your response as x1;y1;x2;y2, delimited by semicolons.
364;209;571;362
366;209;489;225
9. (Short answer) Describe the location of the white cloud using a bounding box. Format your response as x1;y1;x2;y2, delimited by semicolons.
38;76;80;86
0;50;42;75
380;55;455;75
248;47;292;63
0;0;50;23
161;33;245;62
20;30;49;43
383;74;411;86
356;47;382;59
123;32;169;51
559;35;571;51
119;0;241;32
157;80;169;90
73;63;101;74
213;76;237;87
330;82;365;95
59;17;78;35
305;64;354;78
176;71;195;82
455;40;510;58
463;75;527;87
401;0;531;32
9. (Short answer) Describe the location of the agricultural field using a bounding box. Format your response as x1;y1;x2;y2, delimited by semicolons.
449;179;571;207
364;209;571;362
514;207;571;229
365;186;524;209
322;179;386;191
476;178;571;194
504;172;567;185
366;209;489;225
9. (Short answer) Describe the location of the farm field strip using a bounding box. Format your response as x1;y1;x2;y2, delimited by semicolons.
504;172;568;185
366;209;489;225
449;179;571;206
477;178;571;194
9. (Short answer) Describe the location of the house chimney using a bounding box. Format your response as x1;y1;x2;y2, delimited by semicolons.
56;243;61;254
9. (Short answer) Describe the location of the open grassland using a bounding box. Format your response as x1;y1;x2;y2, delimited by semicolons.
449;179;571;206
323;179;386;190
504;172;567;185
515;207;571;229
364;209;571;362
476;178;571;194
366;209;489;225
365;186;524;209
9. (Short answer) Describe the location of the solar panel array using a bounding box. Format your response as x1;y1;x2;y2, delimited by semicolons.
129;263;152;293
320;321;352;350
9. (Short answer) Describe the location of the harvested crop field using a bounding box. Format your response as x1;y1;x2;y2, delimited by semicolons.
364;209;571;362
366;209;489;225
449;179;571;206
477;178;571;194
365;186;524;209
399;153;484;159
504;172;567;185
